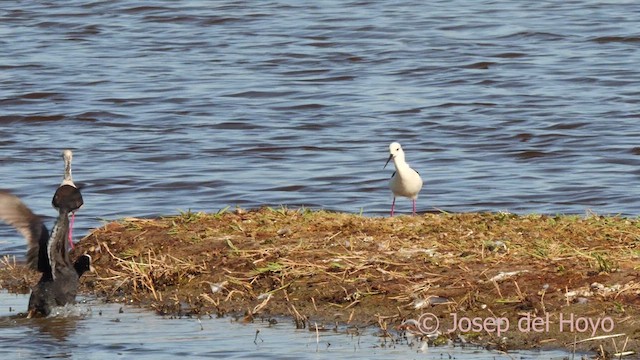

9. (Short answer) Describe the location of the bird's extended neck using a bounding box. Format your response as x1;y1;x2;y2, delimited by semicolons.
47;211;71;280
62;152;75;187
393;157;412;174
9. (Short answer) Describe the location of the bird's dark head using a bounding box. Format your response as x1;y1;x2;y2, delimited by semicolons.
74;254;93;276
52;184;84;213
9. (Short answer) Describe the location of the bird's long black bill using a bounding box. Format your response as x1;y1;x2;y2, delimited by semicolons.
383;154;393;169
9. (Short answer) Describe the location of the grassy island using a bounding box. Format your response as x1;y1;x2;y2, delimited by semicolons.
1;207;639;358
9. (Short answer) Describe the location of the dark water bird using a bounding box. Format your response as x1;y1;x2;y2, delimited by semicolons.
51;150;83;250
384;142;423;216
0;191;92;317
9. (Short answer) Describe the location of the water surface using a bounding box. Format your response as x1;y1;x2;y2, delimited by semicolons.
1;1;639;357
0;292;576;359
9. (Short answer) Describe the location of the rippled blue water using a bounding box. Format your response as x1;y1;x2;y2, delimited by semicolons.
1;1;639;357
2;0;640;236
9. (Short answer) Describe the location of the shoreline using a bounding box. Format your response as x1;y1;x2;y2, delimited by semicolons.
1;208;639;358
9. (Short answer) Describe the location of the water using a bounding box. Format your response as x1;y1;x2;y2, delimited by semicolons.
0;292;575;360
1;0;639;356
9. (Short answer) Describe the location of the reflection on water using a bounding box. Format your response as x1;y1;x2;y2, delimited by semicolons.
0;292;574;359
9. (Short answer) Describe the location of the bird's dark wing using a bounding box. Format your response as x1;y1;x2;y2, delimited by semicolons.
0;191;49;271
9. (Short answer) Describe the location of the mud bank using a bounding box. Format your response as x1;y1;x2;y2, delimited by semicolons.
1;208;639;358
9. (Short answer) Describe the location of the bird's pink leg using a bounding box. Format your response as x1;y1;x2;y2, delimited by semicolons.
390;197;396;217
68;212;76;250
412;199;417;215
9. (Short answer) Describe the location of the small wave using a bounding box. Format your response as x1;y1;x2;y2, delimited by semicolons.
498;31;564;40
298;75;356;82
386;108;422;115
122;6;173;14
462;61;495;69
493;52;527;58
143;15;200;24
213;121;266;130
432;102;496;108
223;90;295;98
48;303;93;319
293;123;324;131
280;69;330;76
545;122;588;130
259;185;307;192
0;98;28;106
75;111;128;121
19;92;62;100
271;103;326;110
515;133;533;142
0;64;43;70
201;17;243;25
591;36;640;44
306;41;337;48
0;114;65;123
513;150;551;160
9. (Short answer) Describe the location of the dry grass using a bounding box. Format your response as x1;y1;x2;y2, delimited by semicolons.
2;207;640;356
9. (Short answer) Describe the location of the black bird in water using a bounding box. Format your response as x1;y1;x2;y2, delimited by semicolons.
51;149;83;249
0;191;92;317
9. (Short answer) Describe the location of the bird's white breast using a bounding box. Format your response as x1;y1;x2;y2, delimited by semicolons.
390;170;423;199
